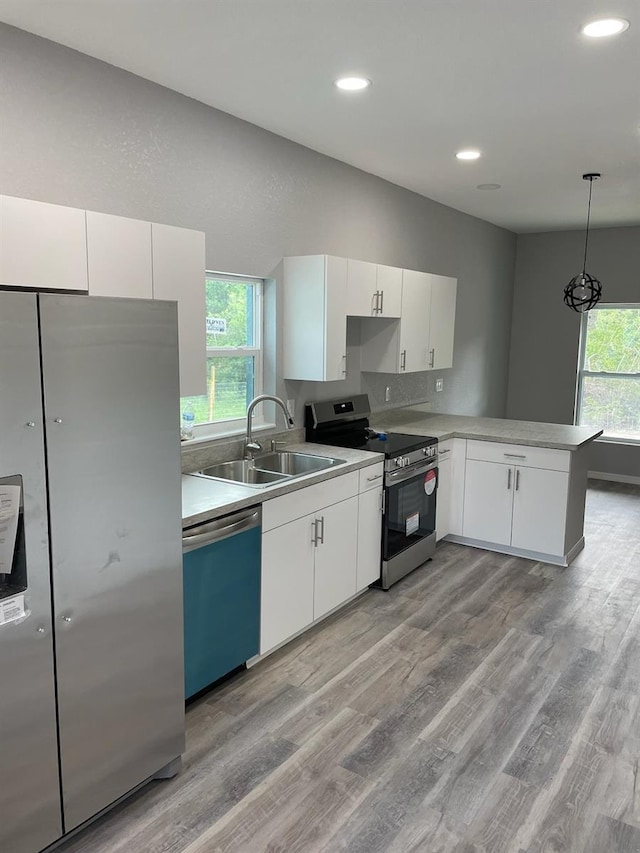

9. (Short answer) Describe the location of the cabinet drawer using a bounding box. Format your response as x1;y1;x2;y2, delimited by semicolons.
466;440;570;473
262;471;358;532
358;462;384;493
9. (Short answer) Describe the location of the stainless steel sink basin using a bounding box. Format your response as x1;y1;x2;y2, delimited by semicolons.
195;460;289;487
254;451;345;475
194;451;346;487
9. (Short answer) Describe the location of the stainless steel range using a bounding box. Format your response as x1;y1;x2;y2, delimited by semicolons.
305;395;438;589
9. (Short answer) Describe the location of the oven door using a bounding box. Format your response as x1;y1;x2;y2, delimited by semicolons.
383;460;438;563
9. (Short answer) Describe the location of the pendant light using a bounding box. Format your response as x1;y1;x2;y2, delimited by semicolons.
563;173;602;312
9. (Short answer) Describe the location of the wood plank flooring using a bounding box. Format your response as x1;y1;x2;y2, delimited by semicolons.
57;480;640;853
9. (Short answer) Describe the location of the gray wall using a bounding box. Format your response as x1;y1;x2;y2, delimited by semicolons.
506;225;640;478
0;23;516;422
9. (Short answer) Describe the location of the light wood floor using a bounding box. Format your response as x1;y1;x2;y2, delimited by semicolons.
59;480;640;853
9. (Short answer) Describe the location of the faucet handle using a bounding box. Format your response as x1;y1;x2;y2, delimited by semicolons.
245;440;262;459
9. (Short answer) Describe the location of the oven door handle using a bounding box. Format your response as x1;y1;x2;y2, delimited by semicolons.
385;460;438;486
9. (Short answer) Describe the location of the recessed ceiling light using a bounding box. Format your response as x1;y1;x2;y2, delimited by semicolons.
477;183;501;190
456;150;481;161
582;17;630;37
335;76;371;91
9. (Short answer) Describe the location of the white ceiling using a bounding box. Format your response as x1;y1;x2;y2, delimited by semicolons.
1;0;639;232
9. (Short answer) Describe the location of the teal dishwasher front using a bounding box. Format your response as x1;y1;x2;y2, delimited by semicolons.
182;506;261;700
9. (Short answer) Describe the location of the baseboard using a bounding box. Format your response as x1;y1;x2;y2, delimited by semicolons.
444;534;576;567
588;471;640;486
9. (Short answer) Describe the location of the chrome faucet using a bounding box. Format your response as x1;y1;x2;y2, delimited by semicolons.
245;395;294;458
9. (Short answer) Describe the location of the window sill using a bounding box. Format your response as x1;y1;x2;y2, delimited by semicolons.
594;435;640;448
180;421;275;448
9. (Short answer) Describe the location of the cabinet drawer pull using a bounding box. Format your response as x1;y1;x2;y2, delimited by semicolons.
515;469;520;491
439;449;450;455
366;473;383;482
317;515;325;545
507;468;512;490
400;350;406;371
379;289;384;313
311;518;318;546
429;348;435;368
504;453;526;459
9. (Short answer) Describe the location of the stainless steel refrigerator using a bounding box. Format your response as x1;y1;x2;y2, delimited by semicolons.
0;292;185;853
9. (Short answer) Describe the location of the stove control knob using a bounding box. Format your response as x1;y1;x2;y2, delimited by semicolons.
395;456;405;468
422;447;430;456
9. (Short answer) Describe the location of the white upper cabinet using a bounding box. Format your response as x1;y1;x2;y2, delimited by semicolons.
346;260;402;318
346;259;377;316
86;211;152;299
282;254;347;382
399;269;432;372
360;268;457;374
375;264;403;317
151;223;206;397
428;273;457;370
0;195;88;292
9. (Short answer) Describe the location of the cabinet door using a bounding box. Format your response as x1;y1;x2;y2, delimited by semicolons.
399;269;432;373
152;223;206;397
313;496;358;619
511;467;569;556
324;255;348;381
428;274;457;370
0;195;88;291
346;258;378;317
357;488;382;590
87;211;152;299
435;442;452;540
376;264;402;317
462;459;513;546
261;515;315;654
283;255;347;381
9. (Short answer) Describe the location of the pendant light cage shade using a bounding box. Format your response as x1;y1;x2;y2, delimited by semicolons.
563;272;602;312
564;172;602;313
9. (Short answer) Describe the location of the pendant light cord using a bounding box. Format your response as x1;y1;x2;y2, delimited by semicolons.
582;177;594;276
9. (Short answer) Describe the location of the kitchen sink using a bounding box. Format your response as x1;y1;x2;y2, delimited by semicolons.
196;460;289;487
253;451;345;475
194;451;346;487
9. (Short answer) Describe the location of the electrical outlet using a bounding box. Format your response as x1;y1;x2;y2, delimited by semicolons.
435;378;444;392
385;386;391;402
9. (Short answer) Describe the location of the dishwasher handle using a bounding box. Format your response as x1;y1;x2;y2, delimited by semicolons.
183;507;261;551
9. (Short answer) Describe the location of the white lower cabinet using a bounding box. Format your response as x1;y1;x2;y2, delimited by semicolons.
260;514;315;655
462;459;515;546
313;496;358;619
510;466;569;555
356;488;383;590
436;441;452;541
461;441;571;559
260;466;383;655
356;462;384;589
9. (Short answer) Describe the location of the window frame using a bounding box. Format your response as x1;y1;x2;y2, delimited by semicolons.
188;271;264;441
575;302;640;445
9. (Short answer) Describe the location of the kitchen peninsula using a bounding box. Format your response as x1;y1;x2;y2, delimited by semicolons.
375;405;603;567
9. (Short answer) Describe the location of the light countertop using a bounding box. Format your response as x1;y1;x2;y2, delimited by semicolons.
182;442;382;528
372;406;603;451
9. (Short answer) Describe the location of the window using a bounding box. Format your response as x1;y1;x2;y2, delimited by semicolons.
181;273;262;437
576;305;640;442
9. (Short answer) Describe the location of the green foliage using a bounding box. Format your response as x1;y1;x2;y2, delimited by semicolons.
581;308;640;439
181;279;258;425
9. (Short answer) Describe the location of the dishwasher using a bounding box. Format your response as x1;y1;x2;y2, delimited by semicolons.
182;505;261;700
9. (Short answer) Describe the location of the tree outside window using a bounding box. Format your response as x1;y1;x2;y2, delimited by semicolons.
181;274;262;433
576;306;640;442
